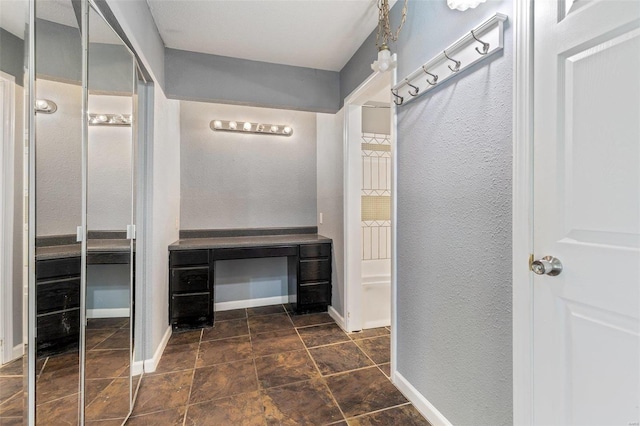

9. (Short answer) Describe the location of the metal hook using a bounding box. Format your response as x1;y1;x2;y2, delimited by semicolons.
391;88;403;106
405;79;419;96
444;50;461;73
421;66;438;86
471;30;489;55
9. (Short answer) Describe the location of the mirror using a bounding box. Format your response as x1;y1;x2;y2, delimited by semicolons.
0;0;29;423
33;0;83;423
83;2;137;422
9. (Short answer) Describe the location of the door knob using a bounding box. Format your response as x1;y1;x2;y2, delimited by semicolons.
531;256;563;276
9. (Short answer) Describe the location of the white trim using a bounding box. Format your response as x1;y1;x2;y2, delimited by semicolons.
362;319;389;329
327;305;346;330
393;371;453;426
214;295;289;312
512;0;534;425
131;359;143;376
12;343;23;360
361;275;390;286
0;71;16;364
86;308;130;318
142;324;171;374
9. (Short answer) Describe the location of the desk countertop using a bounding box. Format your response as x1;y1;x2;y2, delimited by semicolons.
36;239;132;261
169;233;332;251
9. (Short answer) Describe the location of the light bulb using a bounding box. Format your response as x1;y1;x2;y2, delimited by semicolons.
213;120;222;129
36;99;48;110
243;122;252;131
283;127;292;135
257;124;265;132
270;125;279;133
228;121;237;130
447;0;486;11
97;115;108;123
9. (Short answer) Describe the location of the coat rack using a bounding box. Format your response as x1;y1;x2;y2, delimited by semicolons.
391;13;507;106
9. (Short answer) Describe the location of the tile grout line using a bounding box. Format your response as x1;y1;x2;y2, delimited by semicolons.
344;401;413;422
292;316;349;424
181;328;203;426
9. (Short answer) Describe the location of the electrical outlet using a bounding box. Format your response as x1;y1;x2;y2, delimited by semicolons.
319;212;324;224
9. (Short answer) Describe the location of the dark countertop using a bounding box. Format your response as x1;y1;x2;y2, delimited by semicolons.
36;239;132;261
169;233;332;251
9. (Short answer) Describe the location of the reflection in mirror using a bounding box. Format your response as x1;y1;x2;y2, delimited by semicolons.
33;0;82;423
0;0;29;424
84;3;137;422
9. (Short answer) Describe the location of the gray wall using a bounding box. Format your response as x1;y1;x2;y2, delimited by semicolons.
165;48;340;114
12;84;25;347
341;1;513;424
35;19;82;83
180;100;317;229
0;28;25;86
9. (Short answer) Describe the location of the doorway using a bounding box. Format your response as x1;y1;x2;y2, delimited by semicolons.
343;70;395;339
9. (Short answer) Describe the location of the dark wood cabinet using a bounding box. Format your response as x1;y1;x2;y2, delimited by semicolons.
295;243;332;313
35;257;81;356
168;240;332;330
169;250;213;330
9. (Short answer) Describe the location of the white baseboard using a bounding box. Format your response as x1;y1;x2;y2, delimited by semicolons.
87;308;130;319
143;325;171;374
131;360;143;376
361;275;391;286
363;318;390;329
214;295;289;312
12;343;24;360
394;371;453;426
328;305;346;331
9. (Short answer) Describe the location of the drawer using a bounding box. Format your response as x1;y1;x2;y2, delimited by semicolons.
300;243;331;259
36;257;81;280
299;259;331;282
170;250;209;267
299;282;330;305
37;308;80;344
213;246;297;260
37;278;80;314
171;267;210;293
171;293;211;321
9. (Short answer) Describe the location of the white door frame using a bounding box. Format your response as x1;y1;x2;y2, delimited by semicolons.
343;68;397;369
0;71;17;364
512;0;534;424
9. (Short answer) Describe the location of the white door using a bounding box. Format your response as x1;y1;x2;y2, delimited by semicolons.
533;1;640;425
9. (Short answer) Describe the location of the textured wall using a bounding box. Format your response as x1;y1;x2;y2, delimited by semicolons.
180;100;317;230
165;48;340;113
316;112;345;315
341;1;513;424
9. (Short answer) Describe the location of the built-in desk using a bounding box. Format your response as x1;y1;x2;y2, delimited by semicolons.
35;236;134;356
168;229;332;330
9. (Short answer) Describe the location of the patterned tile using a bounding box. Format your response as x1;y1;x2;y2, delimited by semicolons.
354;335;390;364
251;329;305;358
261;379;343;425
215;309;247;322
201;319;249;342
325;367;407;418
153;343;199;375
127;407;186;425
247;305;286;317
167;330;202;347
248;314;294;335
189;359;258;404
185;391;265;426
85;377;130;421
308;341;373;375
348;404;432;425
255;350;319;388
132;370;193;416
348;327;389;341
297;323;349;348
379;363;391;377
35;393;78;426
197;336;252;367
290;313;334;328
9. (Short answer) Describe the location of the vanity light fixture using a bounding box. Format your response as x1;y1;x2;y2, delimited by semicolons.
88;113;132;126
210;120;293;137
35;99;57;114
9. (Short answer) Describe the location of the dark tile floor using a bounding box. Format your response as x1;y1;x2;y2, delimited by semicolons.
0;317;134;425
129;304;431;425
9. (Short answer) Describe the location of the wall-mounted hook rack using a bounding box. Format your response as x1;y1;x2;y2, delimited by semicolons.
391;13;507;107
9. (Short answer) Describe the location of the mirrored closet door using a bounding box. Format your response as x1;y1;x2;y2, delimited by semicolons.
0;0;29;424
29;0;139;423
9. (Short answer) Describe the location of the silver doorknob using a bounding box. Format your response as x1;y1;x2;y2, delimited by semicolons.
531;256;563;276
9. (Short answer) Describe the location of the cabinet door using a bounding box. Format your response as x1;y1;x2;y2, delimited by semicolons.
171;267;210;293
300;259;331;282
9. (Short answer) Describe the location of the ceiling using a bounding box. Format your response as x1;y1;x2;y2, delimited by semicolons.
146;0;391;72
